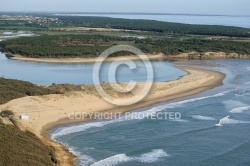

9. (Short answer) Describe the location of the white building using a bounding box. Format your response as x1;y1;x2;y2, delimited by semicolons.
20;114;29;120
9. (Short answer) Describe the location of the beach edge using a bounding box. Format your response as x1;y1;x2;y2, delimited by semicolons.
41;66;226;166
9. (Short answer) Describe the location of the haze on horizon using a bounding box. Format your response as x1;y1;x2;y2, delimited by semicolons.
0;0;249;16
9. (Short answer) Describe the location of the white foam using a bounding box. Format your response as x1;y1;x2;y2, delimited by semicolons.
191;115;216;121
51;119;124;140
52;105;171;139
235;87;250;97
91;149;169;166
171;119;189;123
160;91;228;109
223;100;247;110
90;154;131;166
136;149;169;163
230;106;250;113
52;104;171;139
51;91;228;139
59;143;95;166
216;116;250;127
78;154;96;166
52;103;181;139
235;94;244;97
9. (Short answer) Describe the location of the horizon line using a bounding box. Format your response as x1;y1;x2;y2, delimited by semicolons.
0;11;249;17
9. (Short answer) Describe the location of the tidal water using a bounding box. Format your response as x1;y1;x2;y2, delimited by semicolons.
51;59;250;166
56;13;250;28
0;52;186;85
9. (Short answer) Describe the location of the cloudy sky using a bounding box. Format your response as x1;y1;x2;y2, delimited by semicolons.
0;0;249;15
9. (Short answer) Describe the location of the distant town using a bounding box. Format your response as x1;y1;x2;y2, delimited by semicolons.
0;14;62;26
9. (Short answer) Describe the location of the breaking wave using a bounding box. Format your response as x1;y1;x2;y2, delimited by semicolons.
230;106;250;113
90;154;130;166
223;100;247;110
191;115;216;121
90;149;169;166
135;149;169;163
51;91;229;139
171;119;189;123
215;116;250;127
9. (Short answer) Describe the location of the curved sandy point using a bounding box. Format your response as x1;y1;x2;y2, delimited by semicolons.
0;66;225;166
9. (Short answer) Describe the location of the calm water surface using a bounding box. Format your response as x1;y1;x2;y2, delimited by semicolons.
0;52;186;85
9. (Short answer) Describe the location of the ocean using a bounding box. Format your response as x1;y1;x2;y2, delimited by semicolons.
51;59;250;166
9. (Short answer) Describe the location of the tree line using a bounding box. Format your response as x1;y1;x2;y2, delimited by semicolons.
1;34;250;58
58;16;250;37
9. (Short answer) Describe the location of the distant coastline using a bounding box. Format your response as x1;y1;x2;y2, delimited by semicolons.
54;12;250;28
54;12;250;17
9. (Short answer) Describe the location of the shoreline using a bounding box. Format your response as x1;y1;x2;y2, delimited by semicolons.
6;53;166;63
4;52;250;64
45;67;225;166
43;67;225;131
39;67;226;166
0;66;226;166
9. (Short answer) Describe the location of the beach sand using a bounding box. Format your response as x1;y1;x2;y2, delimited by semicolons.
8;53;166;63
0;66;225;166
7;52;250;63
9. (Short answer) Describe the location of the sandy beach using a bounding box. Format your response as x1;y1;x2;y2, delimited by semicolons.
7;53;166;63
6;52;250;64
0;66;225;166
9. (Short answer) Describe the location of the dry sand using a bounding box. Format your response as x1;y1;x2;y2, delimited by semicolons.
8;53;166;63
7;52;250;64
0;66;225;166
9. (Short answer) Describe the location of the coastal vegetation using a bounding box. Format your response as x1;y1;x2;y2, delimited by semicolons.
58;16;250;37
0;109;13;117
0;78;85;166
0;78;61;104
0;124;57;166
0;77;103;105
1;15;250;37
1;34;250;58
1;15;250;58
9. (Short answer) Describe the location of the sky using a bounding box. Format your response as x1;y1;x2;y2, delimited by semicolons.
0;0;249;15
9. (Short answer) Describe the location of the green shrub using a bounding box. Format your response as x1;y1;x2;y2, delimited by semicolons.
0;124;56;166
0;78;61;104
0;110;13;117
